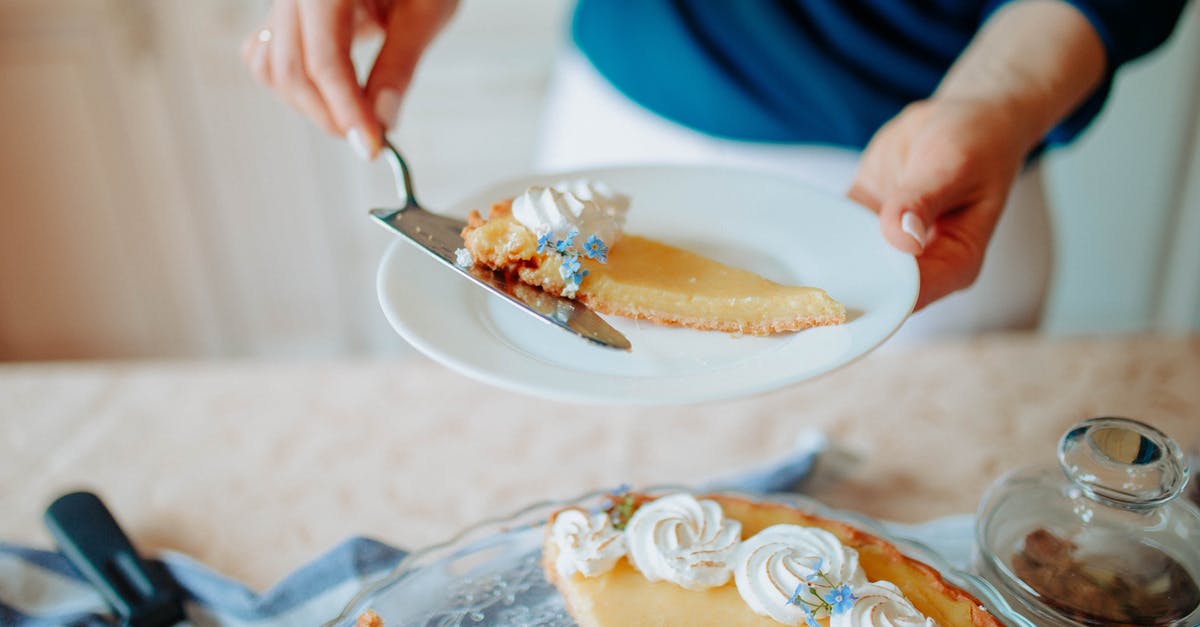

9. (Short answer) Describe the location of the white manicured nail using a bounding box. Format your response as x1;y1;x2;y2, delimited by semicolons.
346;128;371;161
900;211;927;249
374;88;402;130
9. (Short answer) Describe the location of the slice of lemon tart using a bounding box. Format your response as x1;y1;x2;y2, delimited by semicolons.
459;182;845;336
542;492;1003;627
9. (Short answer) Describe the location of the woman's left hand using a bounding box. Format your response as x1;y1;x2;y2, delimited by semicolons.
847;97;1029;311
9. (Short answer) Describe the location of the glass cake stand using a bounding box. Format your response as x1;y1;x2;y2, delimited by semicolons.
324;487;1033;627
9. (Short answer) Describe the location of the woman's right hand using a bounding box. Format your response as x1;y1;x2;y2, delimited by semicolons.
241;0;458;160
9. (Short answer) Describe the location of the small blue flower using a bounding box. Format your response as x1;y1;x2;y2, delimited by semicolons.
559;253;583;283
801;604;820;627
536;230;553;254
556;228;579;254
824;584;857;615
786;581;807;606
600;483;633;514
583;234;609;263
805;557;824;582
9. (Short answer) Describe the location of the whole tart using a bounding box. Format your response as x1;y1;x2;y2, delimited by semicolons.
461;200;846;335
542;492;1002;627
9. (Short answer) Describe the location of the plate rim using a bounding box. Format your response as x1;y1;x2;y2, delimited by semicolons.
376;164;918;405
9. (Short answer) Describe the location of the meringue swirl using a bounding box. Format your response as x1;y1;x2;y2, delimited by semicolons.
734;524;869;624
510;180;629;247
550;508;627;579
830;581;937;627
552;179;630;214
625;493;742;590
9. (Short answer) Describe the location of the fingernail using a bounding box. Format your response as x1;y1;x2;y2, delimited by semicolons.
900;211;927;249
346;128;372;161
374;88;402;130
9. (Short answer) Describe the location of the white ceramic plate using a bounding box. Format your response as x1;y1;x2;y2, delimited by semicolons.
377;165;917;405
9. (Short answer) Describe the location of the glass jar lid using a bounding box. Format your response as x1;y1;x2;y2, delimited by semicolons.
976;417;1200;626
1058;417;1189;508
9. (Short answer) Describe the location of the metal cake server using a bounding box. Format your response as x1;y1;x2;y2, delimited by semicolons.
370;139;631;351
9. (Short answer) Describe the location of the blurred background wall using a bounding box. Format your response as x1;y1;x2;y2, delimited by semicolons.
1;0;1197;361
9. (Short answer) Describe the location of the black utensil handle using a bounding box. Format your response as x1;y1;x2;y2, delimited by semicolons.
44;491;185;627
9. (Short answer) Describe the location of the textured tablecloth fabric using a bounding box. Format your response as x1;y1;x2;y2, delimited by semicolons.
2;436;841;626
3;336;1198;625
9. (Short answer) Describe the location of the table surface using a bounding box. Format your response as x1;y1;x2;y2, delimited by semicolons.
2;334;1197;592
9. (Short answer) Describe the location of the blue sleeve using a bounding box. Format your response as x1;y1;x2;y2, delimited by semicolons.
983;0;1189;146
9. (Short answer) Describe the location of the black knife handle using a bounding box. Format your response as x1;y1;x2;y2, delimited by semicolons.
44;491;186;627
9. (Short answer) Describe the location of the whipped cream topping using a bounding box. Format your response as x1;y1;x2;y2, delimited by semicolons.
510;179;629;247
625;494;742;590
550;508;627;579
734;524;869;624
830;581;938;627
553;179;629;211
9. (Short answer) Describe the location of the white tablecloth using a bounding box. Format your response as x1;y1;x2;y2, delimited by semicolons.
2;334;1197;591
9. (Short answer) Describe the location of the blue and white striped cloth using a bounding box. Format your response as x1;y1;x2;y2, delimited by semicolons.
0;537;402;627
0;432;979;627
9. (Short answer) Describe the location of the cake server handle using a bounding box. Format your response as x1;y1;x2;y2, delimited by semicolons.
44;491;188;627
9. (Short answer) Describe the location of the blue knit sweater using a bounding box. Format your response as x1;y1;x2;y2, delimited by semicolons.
572;0;1187;149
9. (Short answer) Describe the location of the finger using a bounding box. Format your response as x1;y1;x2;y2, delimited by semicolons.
911;198;1003;310
846;124;904;217
879;189;952;256
877;148;978;256
846;180;881;214
242;32;273;86
355;0;390;34
299;0;382;156
365;0;458;131
269;1;340;135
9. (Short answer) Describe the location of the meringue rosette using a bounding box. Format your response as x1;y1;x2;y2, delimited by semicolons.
831;581;938;627
550;507;627;579
625;494;742;590
734;524;870;624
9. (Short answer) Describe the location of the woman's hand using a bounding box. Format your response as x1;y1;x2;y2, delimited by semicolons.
241;0;457;159
849;0;1106;312
848;98;1028;311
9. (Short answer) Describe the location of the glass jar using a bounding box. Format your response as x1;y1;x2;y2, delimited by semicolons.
976;417;1200;626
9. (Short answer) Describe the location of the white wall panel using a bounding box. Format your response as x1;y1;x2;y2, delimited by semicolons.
1042;1;1200;334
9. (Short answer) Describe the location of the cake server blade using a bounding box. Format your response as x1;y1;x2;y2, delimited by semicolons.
370;206;632;351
